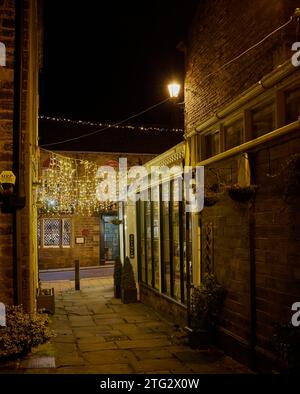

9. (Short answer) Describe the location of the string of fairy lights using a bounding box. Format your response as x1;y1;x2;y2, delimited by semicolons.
39;115;183;133
37;150;115;216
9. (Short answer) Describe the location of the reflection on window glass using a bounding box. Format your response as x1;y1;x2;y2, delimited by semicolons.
162;201;170;295
152;202;160;290
286;88;300;124
225;119;243;150
62;219;71;247
252;102;275;138
140;202;146;284
204;131;220;159
43;219;60;247
172;183;181;301
37;219;41;247
145;201;152;286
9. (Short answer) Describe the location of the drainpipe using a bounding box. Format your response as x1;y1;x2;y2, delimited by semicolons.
12;0;23;305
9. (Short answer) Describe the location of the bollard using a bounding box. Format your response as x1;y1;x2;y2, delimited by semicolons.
75;260;80;291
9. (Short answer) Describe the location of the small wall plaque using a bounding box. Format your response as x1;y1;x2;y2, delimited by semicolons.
75;237;85;244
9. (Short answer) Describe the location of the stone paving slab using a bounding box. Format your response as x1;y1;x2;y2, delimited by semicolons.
0;277;251;375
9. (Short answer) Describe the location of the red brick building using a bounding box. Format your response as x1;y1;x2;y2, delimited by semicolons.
184;0;300;370
130;0;300;372
0;0;41;312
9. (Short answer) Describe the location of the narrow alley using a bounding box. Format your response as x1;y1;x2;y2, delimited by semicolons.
0;278;250;374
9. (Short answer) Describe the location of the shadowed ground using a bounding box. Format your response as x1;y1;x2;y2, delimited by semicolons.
0;278;251;374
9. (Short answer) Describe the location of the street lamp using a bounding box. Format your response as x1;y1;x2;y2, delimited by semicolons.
168;82;181;98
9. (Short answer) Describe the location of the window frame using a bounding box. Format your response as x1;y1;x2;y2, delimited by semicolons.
38;217;72;249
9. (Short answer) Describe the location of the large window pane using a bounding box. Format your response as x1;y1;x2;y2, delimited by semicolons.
140;202;146;284
162;201;170;296
172;183;181;301
252;102;275;138
43;219;60;247
145;201;152;286
62;219;71;247
286;88;300;124
225;119;243;150
152;202;160;290
204;131;220;159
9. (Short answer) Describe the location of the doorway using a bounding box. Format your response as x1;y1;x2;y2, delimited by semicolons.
103;215;120;261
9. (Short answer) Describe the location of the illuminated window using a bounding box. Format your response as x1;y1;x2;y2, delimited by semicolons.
39;218;71;248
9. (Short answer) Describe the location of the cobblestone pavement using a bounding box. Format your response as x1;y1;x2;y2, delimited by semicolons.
0;278;251;374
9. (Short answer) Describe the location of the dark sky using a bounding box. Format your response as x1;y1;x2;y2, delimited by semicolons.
39;0;198;135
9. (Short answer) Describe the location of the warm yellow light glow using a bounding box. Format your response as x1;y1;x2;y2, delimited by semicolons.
168;82;181;98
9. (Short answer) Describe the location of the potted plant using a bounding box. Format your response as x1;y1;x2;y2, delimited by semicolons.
121;257;137;304
110;218;123;225
113;256;123;298
188;273;226;348
204;183;222;207
227;184;258;202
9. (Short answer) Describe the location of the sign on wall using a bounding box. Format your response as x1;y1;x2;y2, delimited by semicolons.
0;42;6;67
129;234;135;258
0;303;6;327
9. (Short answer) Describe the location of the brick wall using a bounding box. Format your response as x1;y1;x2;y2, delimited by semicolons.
0;0;15;305
185;0;296;131
38;151;155;270
200;133;300;366
39;214;100;270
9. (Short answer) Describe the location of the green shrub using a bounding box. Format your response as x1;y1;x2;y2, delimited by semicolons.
191;273;226;331
0;305;53;359
121;257;136;290
113;256;123;287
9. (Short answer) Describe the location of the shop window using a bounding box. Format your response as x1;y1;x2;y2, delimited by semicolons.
40;218;71;248
224;119;243;150
145;201;152;286
140;202;147;284
204;131;220;159
161;201;171;296
251;102;275;138
172;183;181;301
286;87;300;124
152;202;160;290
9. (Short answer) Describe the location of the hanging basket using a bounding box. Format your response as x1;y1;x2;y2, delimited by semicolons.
204;194;219;207
110;218;123;225
227;184;258;202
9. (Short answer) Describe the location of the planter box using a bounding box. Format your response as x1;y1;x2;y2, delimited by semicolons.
36;288;55;314
121;287;137;304
185;326;214;349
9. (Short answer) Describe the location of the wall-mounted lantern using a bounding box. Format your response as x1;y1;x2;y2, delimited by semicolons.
168;82;181;98
0;171;26;212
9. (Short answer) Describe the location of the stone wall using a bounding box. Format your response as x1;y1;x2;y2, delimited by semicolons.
185;0;296;131
0;0;40;310
0;0;16;305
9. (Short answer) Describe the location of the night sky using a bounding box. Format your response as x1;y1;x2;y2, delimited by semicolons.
39;0;198;146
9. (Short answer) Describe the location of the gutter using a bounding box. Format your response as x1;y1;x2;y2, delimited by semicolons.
196;120;300;167
187;61;299;138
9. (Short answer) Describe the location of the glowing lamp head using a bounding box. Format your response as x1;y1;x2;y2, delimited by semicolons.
168;82;181;98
